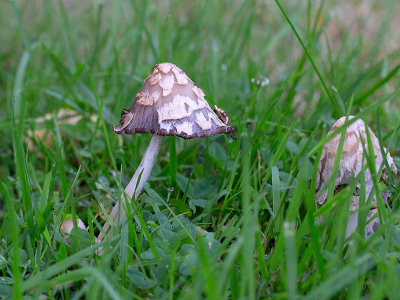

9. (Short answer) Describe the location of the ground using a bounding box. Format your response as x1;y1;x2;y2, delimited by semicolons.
0;0;400;299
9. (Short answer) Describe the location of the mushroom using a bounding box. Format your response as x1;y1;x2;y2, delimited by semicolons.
98;62;236;241
315;116;397;238
59;218;86;242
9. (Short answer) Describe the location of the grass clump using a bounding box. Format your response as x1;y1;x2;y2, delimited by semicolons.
1;0;400;299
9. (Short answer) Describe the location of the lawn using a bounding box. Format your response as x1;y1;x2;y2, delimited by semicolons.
1;0;400;299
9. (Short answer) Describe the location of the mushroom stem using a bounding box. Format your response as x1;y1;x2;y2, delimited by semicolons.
345;212;359;238
98;135;163;241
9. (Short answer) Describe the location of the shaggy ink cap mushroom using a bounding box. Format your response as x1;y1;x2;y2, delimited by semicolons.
113;62;236;139
316;116;397;204
315;116;397;237
99;63;236;242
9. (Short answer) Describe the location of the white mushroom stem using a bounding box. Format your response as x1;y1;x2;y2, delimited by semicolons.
98;135;163;241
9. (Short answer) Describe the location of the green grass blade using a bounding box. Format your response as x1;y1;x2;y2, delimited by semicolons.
274;0;344;115
12;112;34;231
1;183;22;299
354;64;400;104
239;135;256;300
305;254;376;300
272;166;281;231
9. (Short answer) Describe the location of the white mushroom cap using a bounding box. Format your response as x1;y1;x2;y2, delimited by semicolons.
113;63;236;139
316;116;397;205
59;218;86;241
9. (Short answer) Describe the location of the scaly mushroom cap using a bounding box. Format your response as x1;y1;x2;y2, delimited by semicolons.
316;116;397;206
114;63;236;139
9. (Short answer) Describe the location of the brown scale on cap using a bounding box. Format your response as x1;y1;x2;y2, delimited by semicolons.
114;63;236;139
213;105;231;125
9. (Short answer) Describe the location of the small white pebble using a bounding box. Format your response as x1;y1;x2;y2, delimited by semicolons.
60;218;87;242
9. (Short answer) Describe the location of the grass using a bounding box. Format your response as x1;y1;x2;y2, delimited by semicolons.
1;0;400;298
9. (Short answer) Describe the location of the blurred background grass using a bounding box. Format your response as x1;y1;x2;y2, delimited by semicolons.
1;0;400;299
